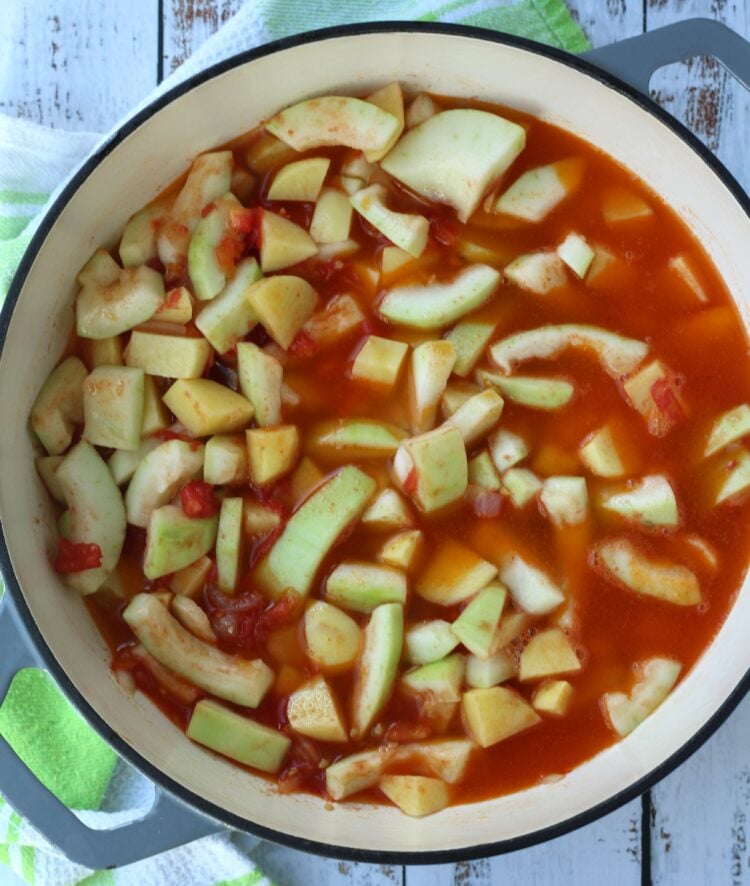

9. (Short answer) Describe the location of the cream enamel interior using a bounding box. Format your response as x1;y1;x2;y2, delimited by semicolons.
1;30;749;854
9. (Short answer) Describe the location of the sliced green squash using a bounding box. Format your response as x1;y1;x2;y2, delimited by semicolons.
499;554;565;615
393;426;468;514
82;366;145;451
107;437;160;487
56;440;127;595
450;583;507;658
466;650;514;688
194;258;262;354
143;505;218;579
267;157;330;202
77;265;165;339
704;403;750;458
442;389;504;447
119;200;170;268
124;593;272;707
504;251;566;294
125;439;205;528
468;450;502;491
445;320;495;378
325;747;396;801
255;466;376;598
593;537;700;606
490;324;649;380
35;455;65;503
351;602;404;737
479;372;574;411
203;435;248;485
187;193;242;301
603;657;681;737
379;264;500;329
266;96;401;156
187;699;290;772
361;488;412;531
409;340;456;433
405;619;459;665
381;109;525;222
598;474;678;527
557;233;595;278
310;188;353;244
158;151;233;267
307;418;407;462
579;424;626;478
491;157;584;222
304;600;361;672
502;467;542;508
216;497;243;592
236;341;282;427
30;356;87;455
539;476;589;527
350;184;429;258
325;561;407;613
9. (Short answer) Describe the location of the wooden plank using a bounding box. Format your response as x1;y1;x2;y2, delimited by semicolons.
254;841;403;886
647;0;750;192
641;6;750;883
161;0;243;78
569;0;644;45
649;697;750;884
405;801;642;886
0;0;158;132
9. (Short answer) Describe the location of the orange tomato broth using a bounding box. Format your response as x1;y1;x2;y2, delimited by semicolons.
84;90;750;806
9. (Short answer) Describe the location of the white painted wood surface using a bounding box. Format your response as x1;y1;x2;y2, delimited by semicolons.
0;1;749;883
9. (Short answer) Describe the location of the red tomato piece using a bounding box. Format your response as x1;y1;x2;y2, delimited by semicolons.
289;330;316;358
180;481;217;518
53;538;103;573
403;467;418;495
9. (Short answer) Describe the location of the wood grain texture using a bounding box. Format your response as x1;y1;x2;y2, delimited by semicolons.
647;0;750;191
0;0;157;131
162;0;243;76
405;802;642;886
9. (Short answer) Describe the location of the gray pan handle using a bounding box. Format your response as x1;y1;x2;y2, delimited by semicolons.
584;18;750;96
0;594;219;869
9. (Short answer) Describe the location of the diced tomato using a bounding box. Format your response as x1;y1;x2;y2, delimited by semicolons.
289;330;316;358
161;288;183;311
403;467;418;495
430;213;461;246
650;378;684;425
384;720;432;743
180;481;217;518
255;591;303;641
53;538;102;573
201;202;216;218
230;207;262;251
215;234;243;275
278;736;324;794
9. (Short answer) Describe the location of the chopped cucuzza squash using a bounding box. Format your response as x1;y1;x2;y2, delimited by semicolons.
255;466;377;598
126;440;205;528
351;602;404;737
379;265;500;329
77;264;165;340
216;497;244;591
307;418;407;462
56;440;127;594
350;184;429;258
31;357;87;455
194;258;261;354
124;593;272;707
82;365;145;451
144;505;218;579
325;561;407;612
188;699;290;771
603;657;681;737
187;193;241;301
381;109;526;222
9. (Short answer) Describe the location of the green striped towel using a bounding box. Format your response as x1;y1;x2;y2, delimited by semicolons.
0;1;587;883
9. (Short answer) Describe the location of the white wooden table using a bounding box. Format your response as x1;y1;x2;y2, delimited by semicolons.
1;1;749;883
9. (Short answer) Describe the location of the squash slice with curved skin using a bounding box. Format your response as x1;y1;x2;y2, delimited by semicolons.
124;593;272;707
56;440;127;595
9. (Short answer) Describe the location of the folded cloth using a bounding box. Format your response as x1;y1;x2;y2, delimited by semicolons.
0;1;587;883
